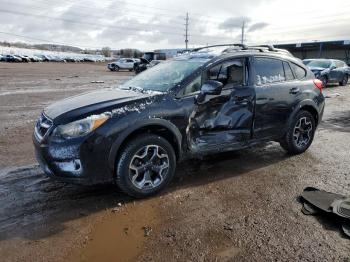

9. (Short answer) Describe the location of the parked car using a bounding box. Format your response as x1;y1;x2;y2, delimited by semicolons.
33;44;325;198
3;55;22;62
304;59;349;86
107;58;140;71
19;55;31;62
0;54;4;61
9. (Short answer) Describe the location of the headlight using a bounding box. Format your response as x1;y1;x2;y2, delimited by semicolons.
54;113;110;139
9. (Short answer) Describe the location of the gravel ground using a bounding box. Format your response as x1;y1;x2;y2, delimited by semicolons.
0;62;349;262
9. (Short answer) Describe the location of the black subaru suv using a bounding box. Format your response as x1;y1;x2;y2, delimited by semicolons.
33;44;325;198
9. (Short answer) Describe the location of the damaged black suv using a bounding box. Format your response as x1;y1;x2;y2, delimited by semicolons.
33;44;325;198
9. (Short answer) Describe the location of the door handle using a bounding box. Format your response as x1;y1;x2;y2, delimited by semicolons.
235;95;250;101
234;95;249;104
289;87;300;94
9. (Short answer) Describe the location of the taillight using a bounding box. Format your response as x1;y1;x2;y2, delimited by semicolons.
313;79;323;92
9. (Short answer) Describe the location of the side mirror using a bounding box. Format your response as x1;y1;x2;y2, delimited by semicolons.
330;65;336;70
200;80;223;96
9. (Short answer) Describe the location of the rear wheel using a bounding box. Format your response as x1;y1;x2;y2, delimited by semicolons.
339;75;348;86
280;110;316;154
115;134;176;198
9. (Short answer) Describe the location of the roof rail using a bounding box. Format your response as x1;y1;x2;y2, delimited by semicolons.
252;45;276;51
192;43;247;52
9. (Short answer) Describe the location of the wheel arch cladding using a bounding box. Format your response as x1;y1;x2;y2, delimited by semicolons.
108;120;182;171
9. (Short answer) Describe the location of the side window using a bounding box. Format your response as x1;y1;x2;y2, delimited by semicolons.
126;59;134;63
283;61;294;81
179;76;201;96
290;63;306;79
255;58;285;85
205;59;245;88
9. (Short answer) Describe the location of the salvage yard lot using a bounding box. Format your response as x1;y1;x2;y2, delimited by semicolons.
0;63;349;261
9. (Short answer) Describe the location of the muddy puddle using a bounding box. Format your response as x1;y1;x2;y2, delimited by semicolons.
68;199;160;262
0;164;160;262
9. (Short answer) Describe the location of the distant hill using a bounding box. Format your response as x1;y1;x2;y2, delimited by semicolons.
33;44;82;52
0;41;82;53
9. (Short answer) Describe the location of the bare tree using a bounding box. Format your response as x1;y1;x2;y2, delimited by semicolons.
101;47;112;57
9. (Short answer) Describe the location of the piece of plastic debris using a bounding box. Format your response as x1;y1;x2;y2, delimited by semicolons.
300;187;350;238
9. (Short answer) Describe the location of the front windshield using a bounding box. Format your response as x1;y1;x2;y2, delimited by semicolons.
307;60;331;68
122;60;205;92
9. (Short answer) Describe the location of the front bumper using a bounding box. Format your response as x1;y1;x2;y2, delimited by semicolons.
107;64;116;70
33;133;114;185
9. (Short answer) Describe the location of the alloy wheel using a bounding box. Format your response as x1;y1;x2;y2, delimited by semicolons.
293;117;313;148
129;145;169;190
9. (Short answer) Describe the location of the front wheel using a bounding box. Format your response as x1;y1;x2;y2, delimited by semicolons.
339;75;348;86
115;134;176;198
280;110;316;154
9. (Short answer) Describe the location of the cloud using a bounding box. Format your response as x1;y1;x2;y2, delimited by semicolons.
0;0;349;50
248;22;269;32
218;17;251;32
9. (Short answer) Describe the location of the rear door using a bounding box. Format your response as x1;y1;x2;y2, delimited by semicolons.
125;59;135;69
187;57;255;153
253;57;300;139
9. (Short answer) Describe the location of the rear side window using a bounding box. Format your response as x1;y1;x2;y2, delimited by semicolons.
290;63;306;79
283;61;294;81
254;58;285;85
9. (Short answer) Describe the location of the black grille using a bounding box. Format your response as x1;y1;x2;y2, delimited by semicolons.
35;113;53;140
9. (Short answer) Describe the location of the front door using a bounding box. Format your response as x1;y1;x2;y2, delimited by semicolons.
187;58;255;154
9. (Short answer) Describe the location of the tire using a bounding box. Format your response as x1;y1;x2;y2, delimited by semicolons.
339;75;348;86
320;75;328;87
280;110;316;155
114;65;120;72
115;134;176;198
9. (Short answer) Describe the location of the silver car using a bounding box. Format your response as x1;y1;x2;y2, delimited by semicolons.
107;58;140;72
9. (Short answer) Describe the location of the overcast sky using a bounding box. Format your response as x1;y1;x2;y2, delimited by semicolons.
0;0;349;50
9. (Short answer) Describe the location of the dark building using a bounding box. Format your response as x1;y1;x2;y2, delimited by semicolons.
275;40;350;65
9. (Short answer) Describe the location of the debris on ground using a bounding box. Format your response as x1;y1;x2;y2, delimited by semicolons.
223;222;234;231
300;187;350;237
324;92;341;98
91;80;105;83
111;207;120;213
142;226;152;237
123;227;129;235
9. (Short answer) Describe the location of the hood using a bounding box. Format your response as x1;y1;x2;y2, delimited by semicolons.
44;88;154;123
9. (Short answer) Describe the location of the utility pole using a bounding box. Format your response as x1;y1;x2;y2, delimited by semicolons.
185;12;189;50
241;21;245;45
